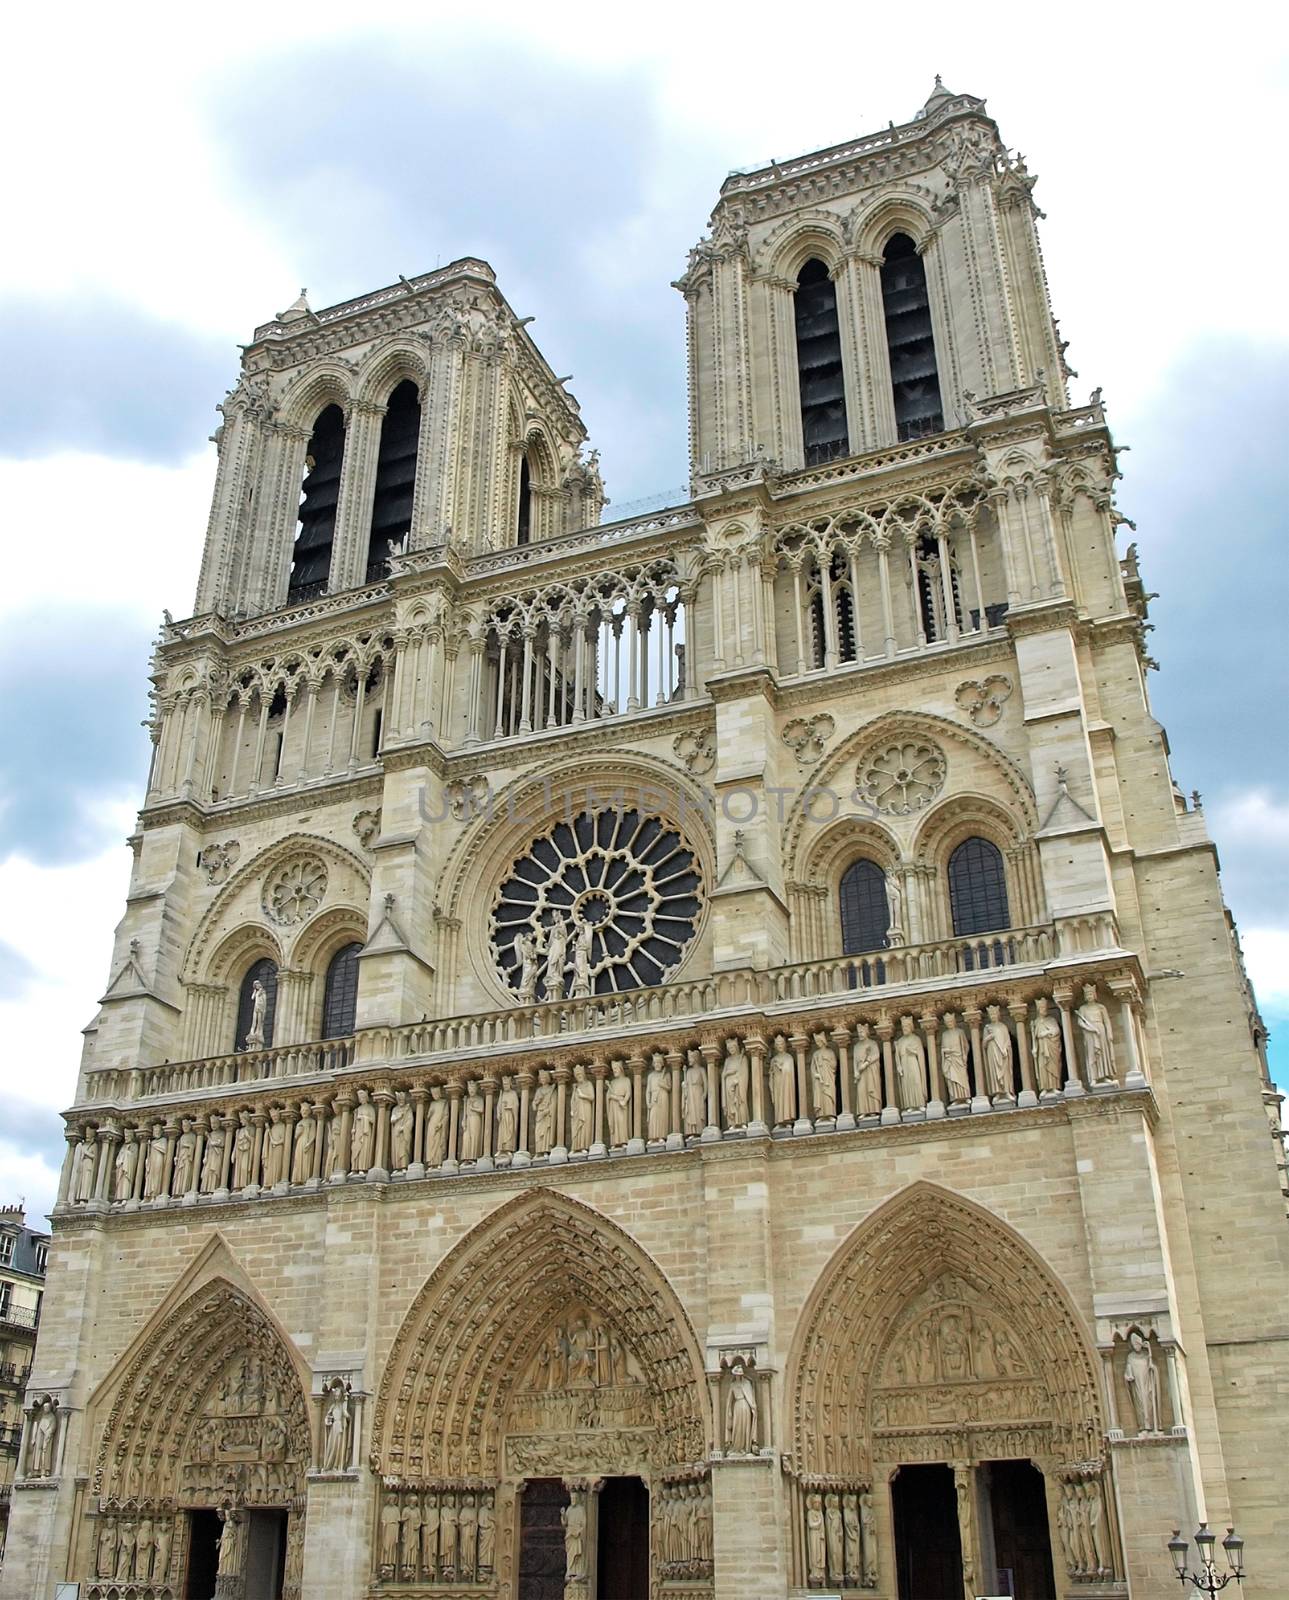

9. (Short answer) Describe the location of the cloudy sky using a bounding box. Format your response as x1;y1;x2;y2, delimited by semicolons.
1;2;1285;1228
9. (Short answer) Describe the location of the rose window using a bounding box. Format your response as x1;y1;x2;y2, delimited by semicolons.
492;810;703;998
263;856;328;926
858;739;947;816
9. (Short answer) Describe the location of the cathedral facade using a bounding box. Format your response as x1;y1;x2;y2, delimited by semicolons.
3;82;1285;1600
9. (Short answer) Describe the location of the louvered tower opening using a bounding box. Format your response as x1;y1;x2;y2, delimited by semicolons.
367;380;421;583
288;404;346;602
795;259;849;466
880;233;944;441
517;454;533;546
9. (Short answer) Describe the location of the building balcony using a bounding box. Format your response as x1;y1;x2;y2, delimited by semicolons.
0;1305;36;1334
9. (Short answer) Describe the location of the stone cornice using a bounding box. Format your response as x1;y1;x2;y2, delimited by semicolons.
774;633;1014;712
431;700;714;779
138;772;384;834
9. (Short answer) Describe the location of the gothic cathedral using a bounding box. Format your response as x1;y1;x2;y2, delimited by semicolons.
4;83;1285;1600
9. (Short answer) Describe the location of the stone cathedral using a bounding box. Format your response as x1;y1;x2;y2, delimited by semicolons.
5;81;1286;1600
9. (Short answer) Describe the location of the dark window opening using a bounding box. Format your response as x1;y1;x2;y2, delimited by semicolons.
795;259;848;466
371;708;383;759
289;405;346;603
881;233;944;441
517;454;533;546
892;1463;962;1600
916;532;962;641
367;380;420;584
184;1509;222;1600
321;943;362;1039
234;958;278;1052
840;859;890;954
948;836;1011;936
596;1475;650;1600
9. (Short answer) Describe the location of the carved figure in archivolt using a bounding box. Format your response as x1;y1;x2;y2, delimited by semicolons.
811;1031;838;1119
570;1063;594;1152
770;1033;796;1125
646;1053;670;1141
894;1014;926;1110
1076;982;1116;1084
1031;996;1063;1094
683;1049;707;1137
1124;1330;1161;1434
390;1089;414;1171
722;1037;750;1128
533;1068;557;1155
425;1084;449;1166
982;1004;1014;1099
853;1022;881;1116
496;1075;520;1155
607;1060;633;1146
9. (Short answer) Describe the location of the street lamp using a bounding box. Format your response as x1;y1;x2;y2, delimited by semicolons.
1167;1524;1246;1595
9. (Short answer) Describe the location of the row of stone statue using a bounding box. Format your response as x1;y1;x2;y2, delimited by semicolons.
376;1487;496;1582
656;1480;714;1574
94;1512;174;1583
804;1487;878;1589
1055;1476;1113;1580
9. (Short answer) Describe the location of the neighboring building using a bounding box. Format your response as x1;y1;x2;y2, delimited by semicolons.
0;1206;48;1569
3;81;1286;1600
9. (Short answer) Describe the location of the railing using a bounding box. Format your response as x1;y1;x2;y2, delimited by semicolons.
119;1036;356;1104
0;1361;31;1387
0;1304;37;1331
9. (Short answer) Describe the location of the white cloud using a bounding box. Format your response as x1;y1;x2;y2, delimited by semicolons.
1242;928;1289;1016
1211;789;1289;851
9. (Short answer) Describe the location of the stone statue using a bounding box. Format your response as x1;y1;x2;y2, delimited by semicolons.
606;1060;633;1146
982;1003;1014;1098
1084;1481;1108;1573
477;1499;495;1570
113;1132;139;1202
217;1508;248;1581
646;1054;670;1142
723;1358;757;1453
1076;983;1117;1083
232;1109;255;1188
810;1031;838;1118
570;919;594;999
291;1103;316;1184
73;1129;97;1203
152;1518;171;1580
939;1012;971;1103
425;1086;449;1167
570;1063;594;1152
885;872;905;945
843;1494;861;1582
458;1494;478;1576
321;1378;353;1471
439;1494;459;1573
421;1494;440;1576
721;1037;750;1128
683;1049;707;1137
27;1396;58;1476
853;1022;882;1116
262;1108;287;1187
135;1517;155;1580
378;1497;402;1570
562;1495;587;1580
200;1121;226;1192
170;1120;197;1194
825;1493;844;1581
894;1014;927;1110
860;1489;877;1586
805;1492;826;1583
350;1088;377;1172
390;1090;414;1170
143;1123;168;1199
533;1069;557;1155
1031;996;1064;1093
543;915;569;1000
516;928;542;1004
1124;1330;1161;1433
401;1494;423;1572
459;1082;485;1162
97;1518;118;1577
115;1519;136;1580
769;1033;796;1125
496;1075;519;1155
244;978;269;1049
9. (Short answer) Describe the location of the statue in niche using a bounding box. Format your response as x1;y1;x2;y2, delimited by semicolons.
940;1012;971;1103
825;1493;844;1582
143;1123;168;1198
477;1498;495;1570
136;1518;155;1580
606;1060;633;1146
722;1356;758;1453
810;1031;838;1118
853;1021;882;1116
516;928;543;1004
459;1081;485;1161
440;1494;459;1574
425;1085;449;1167
115;1519;137;1580
262;1108;287;1187
1124;1330;1161;1433
532;1068;557;1155
805;1492;827;1584
543;914;569;1001
73;1129;97;1203
321;1377;354;1471
171;1119;197;1194
843;1493;861;1582
96;1518;118;1576
458;1493;478;1576
721;1037;750;1128
201;1119;227;1192
401;1494;422;1574
570;1063;594;1152
860;1490;877;1586
683;1049;708;1136
232;1109;255;1188
885;872;905;945
496;1075;520;1155
27;1396;58;1476
421;1494;440;1576
378;1495;402;1570
154;1518;172;1580
646;1053;671;1141
350;1087;376;1171
390;1089;414;1170
113;1131;139;1201
1031;996;1064;1093
570;920;594;1000
894;1014;927;1110
291;1102;316;1183
244;979;269;1050
562;1495;587;1580
982;1004;1014;1098
1076;982;1117;1084
770;1033;796;1125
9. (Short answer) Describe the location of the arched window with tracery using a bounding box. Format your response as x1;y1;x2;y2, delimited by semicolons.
234;958;278;1052
795;259;848;466
321;942;362;1038
839;859;890;954
289;405;346;602
806;549;857;668
880;233;944;441
948;836;1010;936
367;380;421;582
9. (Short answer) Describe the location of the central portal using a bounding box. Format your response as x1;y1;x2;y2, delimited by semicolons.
596;1476;650;1600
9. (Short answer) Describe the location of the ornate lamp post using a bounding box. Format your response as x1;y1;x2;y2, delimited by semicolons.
1168;1524;1245;1596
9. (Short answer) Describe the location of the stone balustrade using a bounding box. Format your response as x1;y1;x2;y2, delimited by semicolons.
58;968;1148;1220
108;1036;357;1104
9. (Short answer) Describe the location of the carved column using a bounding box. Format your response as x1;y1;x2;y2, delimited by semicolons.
514;1071;534;1168
480;1076;498;1170
627;1055;646;1154
877;1019;899;1126
832;1027;854;1130
699;1041;722;1143
1009;999;1039;1106
408;1086;428;1180
1053;984;1085;1095
745;1036;769;1137
95;1126;121;1204
55;1128;79;1209
329;1094;354;1183
790;1031;812;1137
550;1066;570;1164
369;1088;393;1182
443;1082;462;1172
964;1007;990;1114
665;1050;685;1149
590;1059;608;1158
920;1012;945;1119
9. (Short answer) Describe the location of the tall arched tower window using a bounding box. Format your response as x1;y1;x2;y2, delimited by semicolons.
880;234;944;441
795;259;848;466
367;380;421;582
517;453;533;546
840;859;890;953
288;405;346;602
321;942;362;1038
948;837;1010;936
234;958;278;1052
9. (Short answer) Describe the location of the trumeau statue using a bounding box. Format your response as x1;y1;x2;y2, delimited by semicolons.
683;1049;707;1137
425;1085;450;1167
894;1014;927;1110
940;1012;971;1103
606;1060;633;1146
1031;995;1064;1093
721;1037;750;1128
853;1021;882;1116
496;1074;520;1155
982;1004;1014;1098
1076;983;1117;1084
810;1031;838;1118
390;1089;414;1170
562;1495;587;1580
570;1063;594;1152
350;1087;376;1172
1124;1330;1161;1433
646;1054;671;1142
770;1033;796;1125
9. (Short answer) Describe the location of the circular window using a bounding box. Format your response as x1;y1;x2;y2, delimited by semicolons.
491;809;703;999
857;739;947;816
263;856;328;926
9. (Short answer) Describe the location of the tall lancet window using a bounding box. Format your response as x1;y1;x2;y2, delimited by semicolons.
367;380;421;582
795;259;849;466
948;837;1010;936
840;859;890;954
321;942;362;1038
517;453;533;546
289;404;346;602
234;958;278;1052
881;233;944;440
